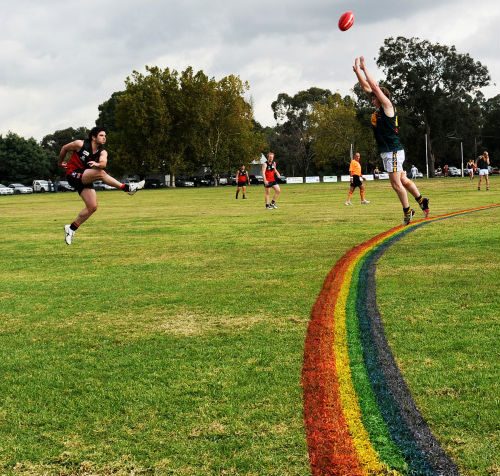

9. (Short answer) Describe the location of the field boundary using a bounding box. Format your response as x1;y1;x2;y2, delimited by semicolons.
302;204;499;476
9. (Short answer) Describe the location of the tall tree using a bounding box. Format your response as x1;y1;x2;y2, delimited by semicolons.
271;87;332;177
114;66;176;179
480;94;500;159
0;132;55;183
203;74;264;178
310;94;374;174
374;37;490;175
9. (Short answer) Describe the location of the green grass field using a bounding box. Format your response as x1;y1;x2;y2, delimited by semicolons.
0;177;498;476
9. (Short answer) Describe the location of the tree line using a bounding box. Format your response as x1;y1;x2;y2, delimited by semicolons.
1;37;499;184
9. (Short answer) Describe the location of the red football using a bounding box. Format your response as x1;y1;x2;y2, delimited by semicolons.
338;11;354;31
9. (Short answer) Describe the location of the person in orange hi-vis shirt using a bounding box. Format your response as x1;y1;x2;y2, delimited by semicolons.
345;152;370;206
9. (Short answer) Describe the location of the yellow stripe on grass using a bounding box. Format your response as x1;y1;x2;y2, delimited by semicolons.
333;236;400;475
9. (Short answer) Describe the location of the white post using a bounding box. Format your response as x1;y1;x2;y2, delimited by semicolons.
425;134;429;178
350;143;353;160
460;141;464;177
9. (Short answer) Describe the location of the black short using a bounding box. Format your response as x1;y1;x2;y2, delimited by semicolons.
265;181;278;188
237;181;248;187
350;175;363;188
67;171;94;194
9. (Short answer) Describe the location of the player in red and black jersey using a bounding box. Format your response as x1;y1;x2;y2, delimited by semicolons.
58;126;145;245
235;165;250;199
261;152;282;209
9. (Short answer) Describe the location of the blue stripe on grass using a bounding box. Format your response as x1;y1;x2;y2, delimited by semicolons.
346;257;408;473
357;223;459;475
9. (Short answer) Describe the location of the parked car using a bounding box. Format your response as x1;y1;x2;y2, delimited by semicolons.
218;176;229;186
93;180;115;191
488;166;499;175
191;175;213;187
57;180;75;192
448;166;461;176
249;174;264;185
175;177;195;187
144;178;164;189
0;184;14;195
8;183;33;194
33;180;53;192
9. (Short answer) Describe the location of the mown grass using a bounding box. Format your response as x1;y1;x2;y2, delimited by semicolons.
0;177;498;475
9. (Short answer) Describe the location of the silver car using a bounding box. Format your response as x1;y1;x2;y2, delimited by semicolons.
8;183;34;194
0;184;14;195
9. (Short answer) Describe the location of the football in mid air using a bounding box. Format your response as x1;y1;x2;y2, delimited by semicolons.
338;11;354;31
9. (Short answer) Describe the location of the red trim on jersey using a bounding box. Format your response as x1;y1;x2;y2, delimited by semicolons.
64;152;85;175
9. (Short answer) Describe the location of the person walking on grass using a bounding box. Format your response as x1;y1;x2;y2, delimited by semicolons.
476;151;490;191
352;56;429;225
466;159;475;180
59;127;145;245
262;152;282;209
235;164;250;199
345;152;370;206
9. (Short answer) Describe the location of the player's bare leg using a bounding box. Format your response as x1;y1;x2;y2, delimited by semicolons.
64;188;98;245
401;172;429;218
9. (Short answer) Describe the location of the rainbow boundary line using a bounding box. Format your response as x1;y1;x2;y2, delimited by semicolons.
302;204;499;476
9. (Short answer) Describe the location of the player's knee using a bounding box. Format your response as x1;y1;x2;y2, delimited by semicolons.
87;204;98;214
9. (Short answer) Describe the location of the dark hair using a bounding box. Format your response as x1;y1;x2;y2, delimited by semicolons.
89;126;106;142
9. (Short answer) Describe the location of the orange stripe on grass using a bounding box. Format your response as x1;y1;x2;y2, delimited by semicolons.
334;239;397;475
302;204;498;475
303;228;401;475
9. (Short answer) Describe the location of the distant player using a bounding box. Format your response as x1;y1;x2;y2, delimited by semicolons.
262;152;282;209
235;164;250;199
345;152;370;205
59;127;145;245
476;151;490;191
353;56;429;225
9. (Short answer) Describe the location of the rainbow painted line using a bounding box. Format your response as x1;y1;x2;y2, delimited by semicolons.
302;204;499;476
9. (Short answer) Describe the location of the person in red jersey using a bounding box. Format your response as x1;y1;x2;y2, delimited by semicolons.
235;164;250;199
345;152;370;206
261;152;282;209
59;127;145;245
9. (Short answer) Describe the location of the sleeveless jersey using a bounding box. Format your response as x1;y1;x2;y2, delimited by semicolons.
265;161;277;182
477;157;489;169
371;107;403;153
237;170;249;184
65;140;104;174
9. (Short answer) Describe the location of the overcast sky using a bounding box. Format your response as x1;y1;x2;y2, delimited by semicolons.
1;0;499;141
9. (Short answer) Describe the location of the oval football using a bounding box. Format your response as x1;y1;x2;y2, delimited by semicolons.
338;11;354;31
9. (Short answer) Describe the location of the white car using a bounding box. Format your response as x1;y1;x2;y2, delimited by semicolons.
8;183;34;194
0;184;14;195
448;166;462;177
33;180;52;192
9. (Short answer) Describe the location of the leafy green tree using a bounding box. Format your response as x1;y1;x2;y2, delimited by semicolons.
0;132;55;183
480;95;500;159
271;87;332;177
113;66;176;179
203;74;264;178
310;94;374;174
374;37;490;175
41;127;89;156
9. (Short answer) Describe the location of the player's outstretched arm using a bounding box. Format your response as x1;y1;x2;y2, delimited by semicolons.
353;57;372;94
359;57;393;114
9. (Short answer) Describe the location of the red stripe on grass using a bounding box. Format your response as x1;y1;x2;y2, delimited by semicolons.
302;204;499;475
302;229;399;475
